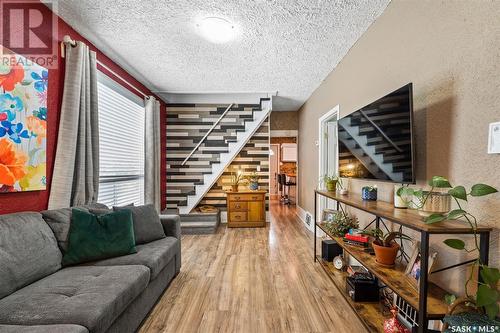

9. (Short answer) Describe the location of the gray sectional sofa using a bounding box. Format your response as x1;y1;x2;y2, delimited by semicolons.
0;204;181;333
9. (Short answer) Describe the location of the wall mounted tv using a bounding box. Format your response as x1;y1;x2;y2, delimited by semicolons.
338;83;415;183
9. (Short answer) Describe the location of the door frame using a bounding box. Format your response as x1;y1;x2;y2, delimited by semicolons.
317;105;339;218
269;143;280;196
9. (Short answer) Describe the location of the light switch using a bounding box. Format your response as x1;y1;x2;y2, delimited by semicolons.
488;122;500;154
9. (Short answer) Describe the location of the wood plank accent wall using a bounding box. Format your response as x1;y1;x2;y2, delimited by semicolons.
166;103;269;212
198;119;269;211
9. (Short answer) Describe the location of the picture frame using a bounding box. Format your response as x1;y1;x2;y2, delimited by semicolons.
405;241;438;289
321;209;341;223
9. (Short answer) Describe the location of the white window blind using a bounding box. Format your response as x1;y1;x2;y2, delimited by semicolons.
97;72;145;207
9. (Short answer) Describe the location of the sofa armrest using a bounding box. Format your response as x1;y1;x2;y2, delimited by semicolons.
159;214;181;239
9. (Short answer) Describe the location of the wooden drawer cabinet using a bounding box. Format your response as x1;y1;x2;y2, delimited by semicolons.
226;190;266;228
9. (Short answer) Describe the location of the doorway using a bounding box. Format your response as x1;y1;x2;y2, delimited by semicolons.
269;144;280;196
318;105;339;215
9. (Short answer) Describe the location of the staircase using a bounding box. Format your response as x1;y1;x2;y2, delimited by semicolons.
338;106;412;182
166;99;272;229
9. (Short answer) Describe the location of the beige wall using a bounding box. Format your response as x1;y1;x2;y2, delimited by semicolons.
298;0;500;294
270;111;298;130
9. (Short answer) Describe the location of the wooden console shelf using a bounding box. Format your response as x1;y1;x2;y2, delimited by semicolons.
317;223;448;318
313;189;492;333
316;255;386;333
316;190;492;234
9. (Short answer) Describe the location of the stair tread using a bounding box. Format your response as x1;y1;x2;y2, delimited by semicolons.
180;221;218;227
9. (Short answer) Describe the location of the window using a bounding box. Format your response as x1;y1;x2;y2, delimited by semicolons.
97;72;145;207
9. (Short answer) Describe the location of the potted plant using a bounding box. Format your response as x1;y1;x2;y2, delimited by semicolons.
421;176;499;321
322;175;338;192
338;177;349;195
246;171;259;190
230;171;245;192
396;177;452;216
361;228;412;266
362;185;378;201
323;212;359;237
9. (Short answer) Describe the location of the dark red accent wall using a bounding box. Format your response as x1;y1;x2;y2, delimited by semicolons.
0;3;166;214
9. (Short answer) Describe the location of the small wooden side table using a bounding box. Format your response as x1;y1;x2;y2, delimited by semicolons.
226;190;266;227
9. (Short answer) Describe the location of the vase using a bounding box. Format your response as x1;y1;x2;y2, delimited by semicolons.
326;180;337;192
394;185;408;208
362;187;377;201
372;242;400;266
231;185;238;192
249;182;258;190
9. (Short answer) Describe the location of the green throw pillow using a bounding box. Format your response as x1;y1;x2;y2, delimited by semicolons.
62;208;137;266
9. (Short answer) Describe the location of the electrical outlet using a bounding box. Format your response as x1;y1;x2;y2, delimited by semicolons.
488;122;500;154
305;213;311;225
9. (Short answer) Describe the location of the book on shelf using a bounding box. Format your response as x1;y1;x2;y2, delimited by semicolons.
342;238;369;248
344;233;369;243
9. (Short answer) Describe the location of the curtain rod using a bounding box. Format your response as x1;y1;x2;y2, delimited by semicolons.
61;35;149;98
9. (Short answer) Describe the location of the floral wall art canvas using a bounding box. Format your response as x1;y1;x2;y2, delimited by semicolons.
0;50;47;192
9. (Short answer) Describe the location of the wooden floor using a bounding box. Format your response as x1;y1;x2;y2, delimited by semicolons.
139;201;367;333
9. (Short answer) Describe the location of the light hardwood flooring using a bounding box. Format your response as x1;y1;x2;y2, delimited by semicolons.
139;201;367;333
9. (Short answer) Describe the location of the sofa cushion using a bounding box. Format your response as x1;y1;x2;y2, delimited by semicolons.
0;265;149;333
0;324;89;333
62;209;137;266
0;212;62;300
113;204;165;244
90;237;179;280
41;203;109;252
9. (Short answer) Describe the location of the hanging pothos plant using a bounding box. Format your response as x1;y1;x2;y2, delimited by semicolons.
422;176;499;319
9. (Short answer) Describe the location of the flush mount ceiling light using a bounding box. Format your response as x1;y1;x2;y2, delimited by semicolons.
197;17;237;44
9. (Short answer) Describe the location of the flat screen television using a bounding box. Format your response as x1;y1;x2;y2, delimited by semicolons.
338;83;415;183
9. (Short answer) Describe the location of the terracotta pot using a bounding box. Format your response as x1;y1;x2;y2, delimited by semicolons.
231;185;238;192
372;242;400;266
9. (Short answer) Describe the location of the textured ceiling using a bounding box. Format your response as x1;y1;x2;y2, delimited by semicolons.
55;0;390;110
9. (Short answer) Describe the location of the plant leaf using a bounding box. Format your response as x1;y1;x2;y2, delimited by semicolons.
428;176;452;188
413;190;423;199
425;214;446;224
476;285;498;307
448;186;467;201
480;266;500;286
470;184;498;197
443;239;465;250
447;209;466;220
484;302;499;320
444;294;457;305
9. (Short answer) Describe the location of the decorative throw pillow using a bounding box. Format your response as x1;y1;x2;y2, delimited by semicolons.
41;203;110;252
62;209;137;266
113;204;166;245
